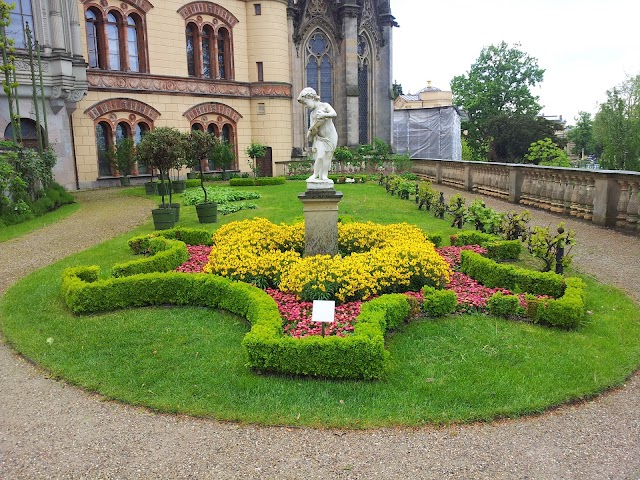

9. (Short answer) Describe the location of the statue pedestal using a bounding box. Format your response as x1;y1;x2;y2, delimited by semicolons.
298;186;343;257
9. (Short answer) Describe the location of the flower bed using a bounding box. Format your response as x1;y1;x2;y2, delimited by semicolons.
203;219;451;303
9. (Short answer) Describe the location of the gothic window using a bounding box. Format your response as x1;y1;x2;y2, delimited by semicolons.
7;0;33;48
96;122;112;177
183;23;234;80
305;31;332;104
83;6;148;72
357;35;371;145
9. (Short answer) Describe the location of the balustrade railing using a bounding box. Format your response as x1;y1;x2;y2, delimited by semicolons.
411;159;640;234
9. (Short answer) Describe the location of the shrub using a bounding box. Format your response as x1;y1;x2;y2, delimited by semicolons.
460;250;565;298
487;292;522;318
529;277;587;329
450;231;495;246
128;227;213;254
527;223;576;273
485;240;522;261
421;286;457;317
61;267;412;379
111;237;188;277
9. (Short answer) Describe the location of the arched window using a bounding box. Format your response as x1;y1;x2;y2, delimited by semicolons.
207;124;218;136
106;13;121;70
83;6;148;72
115;122;130;144
127;16;140;72
183;22;234;79
96;122;112;177
85;9;101;68
357;34;372;145
3;118;44;149
191;123;203;131
186;23;197;77
134;122;149;174
305;31;333;104
202;25;214;79
7;0;33;48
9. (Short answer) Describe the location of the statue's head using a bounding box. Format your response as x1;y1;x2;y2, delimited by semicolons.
297;87;320;104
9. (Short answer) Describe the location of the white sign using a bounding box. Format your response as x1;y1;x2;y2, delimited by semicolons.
312;300;335;323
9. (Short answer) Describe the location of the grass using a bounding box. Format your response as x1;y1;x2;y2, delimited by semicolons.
0;202;80;243
1;181;639;428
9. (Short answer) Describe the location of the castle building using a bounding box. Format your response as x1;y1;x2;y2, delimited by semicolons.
1;0;394;190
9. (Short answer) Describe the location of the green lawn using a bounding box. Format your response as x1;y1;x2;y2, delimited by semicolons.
2;181;639;428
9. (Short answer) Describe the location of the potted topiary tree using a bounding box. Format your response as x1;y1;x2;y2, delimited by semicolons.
212;139;235;181
107;138;136;186
184;130;218;223
245;141;267;178
135;127;185;229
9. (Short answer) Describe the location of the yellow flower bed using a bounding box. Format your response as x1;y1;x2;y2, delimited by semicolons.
204;218;451;302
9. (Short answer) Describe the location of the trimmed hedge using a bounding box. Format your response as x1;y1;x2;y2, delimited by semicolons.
427;233;442;248
111;237;188;278
487;292;522;318
450;231;521;261
128;227;213;254
230;177;286;186
460;250;565;298
527;277;587;329
421;286;457;317
329;174;368;184
61;268;412;379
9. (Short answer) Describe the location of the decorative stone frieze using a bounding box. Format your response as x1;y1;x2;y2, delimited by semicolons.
84;97;161;121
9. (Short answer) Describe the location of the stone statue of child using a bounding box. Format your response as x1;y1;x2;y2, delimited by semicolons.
297;87;338;183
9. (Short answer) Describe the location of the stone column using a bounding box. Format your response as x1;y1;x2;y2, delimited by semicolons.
288;12;304;153
67;0;83;58
341;5;359;147
626;181;640;231
615;181;630;228
298;187;343;257
49;0;66;52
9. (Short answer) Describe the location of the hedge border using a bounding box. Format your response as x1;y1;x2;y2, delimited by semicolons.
450;231;522;261
61;267;411;379
111;237;188;278
230;177;286;186
460;250;565;298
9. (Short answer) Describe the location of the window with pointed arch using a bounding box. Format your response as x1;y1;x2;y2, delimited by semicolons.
184;22;234;79
305;31;333;105
357;34;372;145
84;5;148;72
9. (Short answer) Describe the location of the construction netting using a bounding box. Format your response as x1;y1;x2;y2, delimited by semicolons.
392;107;462;160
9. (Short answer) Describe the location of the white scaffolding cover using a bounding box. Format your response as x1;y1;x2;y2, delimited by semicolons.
393;107;462;160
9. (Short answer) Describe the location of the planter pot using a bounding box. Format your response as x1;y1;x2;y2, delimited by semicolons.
172;180;187;193
152;208;176;230
196;202;218;223
119;176;131;187
144;182;158;195
170;202;181;221
187;172;199;180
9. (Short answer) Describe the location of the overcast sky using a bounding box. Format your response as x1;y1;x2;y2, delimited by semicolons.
392;0;640;125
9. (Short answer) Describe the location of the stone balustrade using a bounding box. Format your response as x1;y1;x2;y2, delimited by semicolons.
412;159;640;233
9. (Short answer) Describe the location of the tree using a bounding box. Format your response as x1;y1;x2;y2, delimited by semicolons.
566;111;596;159
525;138;571;167
183;130;217;203
392;80;403;99
593;74;640;171
451;41;545;159
485;114;562;162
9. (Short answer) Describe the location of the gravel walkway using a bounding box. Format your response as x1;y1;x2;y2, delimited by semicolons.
0;187;639;480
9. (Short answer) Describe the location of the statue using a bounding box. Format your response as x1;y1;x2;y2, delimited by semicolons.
297;87;338;184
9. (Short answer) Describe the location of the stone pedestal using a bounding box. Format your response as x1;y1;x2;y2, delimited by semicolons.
298;186;343;257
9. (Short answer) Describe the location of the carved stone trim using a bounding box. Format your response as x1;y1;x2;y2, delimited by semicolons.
177;2;239;26
80;0;154;13
183;102;242;123
87;71;291;99
84;97;161;121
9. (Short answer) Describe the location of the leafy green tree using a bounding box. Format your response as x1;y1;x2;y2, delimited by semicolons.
392;80;403;99
593;74;640;171
525;138;571;167
451;41;545;159
566;111;596;159
485;114;562;162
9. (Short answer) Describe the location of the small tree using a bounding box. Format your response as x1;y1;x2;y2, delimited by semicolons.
212;139;235;173
136;127;185;208
527;223;575;273
525;138;571;167
184;130;217;203
246;141;267;177
108;138;136;177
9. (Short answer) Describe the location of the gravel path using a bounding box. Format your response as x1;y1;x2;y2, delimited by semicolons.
0;187;639;480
